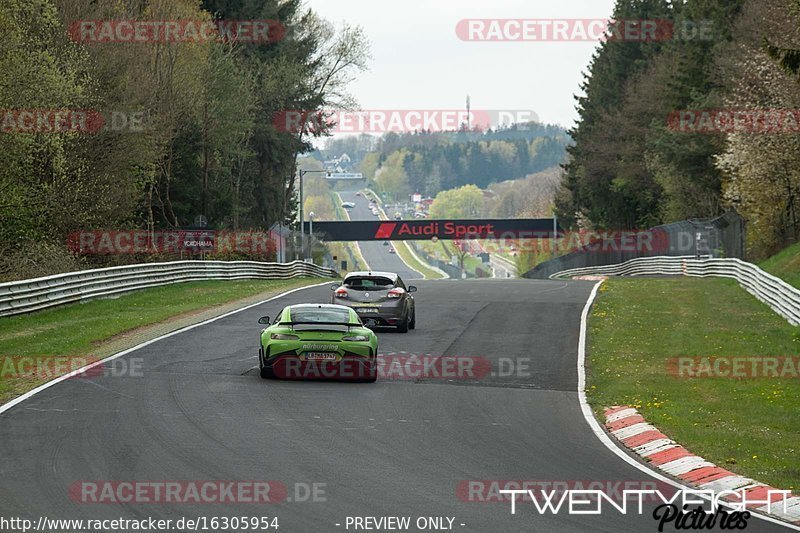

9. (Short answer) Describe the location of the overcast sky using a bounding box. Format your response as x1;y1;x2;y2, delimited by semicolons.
303;0;617;130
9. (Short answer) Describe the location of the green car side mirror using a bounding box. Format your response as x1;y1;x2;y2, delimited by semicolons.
257;316;270;325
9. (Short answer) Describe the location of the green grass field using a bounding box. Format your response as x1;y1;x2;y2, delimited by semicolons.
418;239;486;276
587;277;800;490
760;241;800;290
392;241;444;279
0;278;328;404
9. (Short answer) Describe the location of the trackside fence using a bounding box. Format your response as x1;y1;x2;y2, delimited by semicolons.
0;260;337;317
524;211;746;279
552;256;800;326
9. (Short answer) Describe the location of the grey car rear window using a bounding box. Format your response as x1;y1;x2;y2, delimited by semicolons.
344;277;394;290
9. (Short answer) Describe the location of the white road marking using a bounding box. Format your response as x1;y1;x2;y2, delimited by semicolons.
634;440;678;457
0;281;334;416
576;280;799;531
659;457;714;476
605;408;637;422
759;498;800;522
699;476;757;493
611;422;657;440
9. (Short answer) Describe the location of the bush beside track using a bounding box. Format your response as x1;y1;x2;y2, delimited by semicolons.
0;278;330;405
586;277;800;490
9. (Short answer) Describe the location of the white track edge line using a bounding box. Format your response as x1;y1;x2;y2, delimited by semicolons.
0;281;332;417
577;280;799;531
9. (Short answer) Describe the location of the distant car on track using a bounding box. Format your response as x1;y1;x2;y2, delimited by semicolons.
257;304;378;382
331;271;416;332
388;247;396;254
341;201;356;209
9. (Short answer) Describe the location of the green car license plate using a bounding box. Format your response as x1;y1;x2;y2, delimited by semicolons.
304;352;337;361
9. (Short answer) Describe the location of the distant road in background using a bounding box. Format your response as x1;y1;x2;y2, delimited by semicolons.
491;252;518;278
338;190;422;280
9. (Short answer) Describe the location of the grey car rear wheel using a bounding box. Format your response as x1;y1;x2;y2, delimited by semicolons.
396;312;409;333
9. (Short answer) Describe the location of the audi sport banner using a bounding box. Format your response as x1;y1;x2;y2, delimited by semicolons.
303;219;560;241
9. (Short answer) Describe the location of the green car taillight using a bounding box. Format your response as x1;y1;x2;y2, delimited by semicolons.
270;333;300;340
342;335;370;342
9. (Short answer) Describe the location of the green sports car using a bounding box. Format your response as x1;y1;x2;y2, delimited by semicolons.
257;304;379;382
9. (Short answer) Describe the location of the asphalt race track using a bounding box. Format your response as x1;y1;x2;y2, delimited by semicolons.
337;191;422;280
0;200;793;532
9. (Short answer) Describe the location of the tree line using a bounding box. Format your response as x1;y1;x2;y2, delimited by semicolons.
349;125;568;201
556;0;800;258
0;0;368;280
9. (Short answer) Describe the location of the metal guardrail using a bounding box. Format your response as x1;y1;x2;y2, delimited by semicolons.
524;210;746;279
552;256;800;326
0;260;338;317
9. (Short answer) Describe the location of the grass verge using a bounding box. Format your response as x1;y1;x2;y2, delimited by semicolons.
393;241;444;279
760;241;800;290
0;277;330;405
586;277;800;490
332;192;367;271
419;239;490;277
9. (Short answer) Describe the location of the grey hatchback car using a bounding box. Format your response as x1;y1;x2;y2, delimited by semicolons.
330;271;417;332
